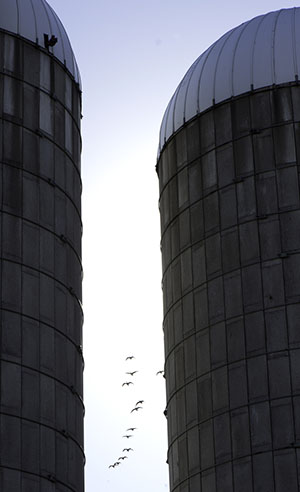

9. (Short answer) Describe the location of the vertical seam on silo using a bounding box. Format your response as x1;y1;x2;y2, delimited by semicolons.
164;97;175;147
245;105;256;491
231;21;249;97
272;10;282;85
292;8;298;79
183;58;201;123
172;82;184;137
212;29;235;105
215;101;235;491
29;0;38;43
47;5;67;68
260;111;276;491
40;0;52;49
250;15;265;90
185;145;195;485
196;43;215;114
202;114;216;490
15;0;20;35
277;91;299;490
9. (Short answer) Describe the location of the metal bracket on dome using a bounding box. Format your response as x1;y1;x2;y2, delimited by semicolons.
44;33;58;50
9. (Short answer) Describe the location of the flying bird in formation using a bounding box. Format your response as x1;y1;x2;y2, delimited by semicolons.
123;448;133;452
125;356;135;360
122;381;133;387
126;427;137;431
126;371;138;376
118;456;128;461
131;406;142;413
156;370;164;376
122;434;133;439
135;400;144;406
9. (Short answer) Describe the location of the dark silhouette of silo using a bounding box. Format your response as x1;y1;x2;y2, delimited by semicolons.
0;1;84;491
157;7;300;492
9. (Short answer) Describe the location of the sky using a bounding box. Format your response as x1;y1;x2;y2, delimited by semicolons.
48;1;299;491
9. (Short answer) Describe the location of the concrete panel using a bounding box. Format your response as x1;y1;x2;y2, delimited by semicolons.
198;375;212;421
216;463;233;492
186;381;198;425
229;361;248;408
253;129;275;172
231;408;251;459
214;413;231;463
247;355;268;402
200;421;214;468
212;367;229;412
252;452;274;492
221;228;240;273
274;451;298;492
217;143;235;187
233;458;253;492
250;402;272;452
239;221;259;265
206;234;221;278
189;160;202;203
227;318;245;363
210;322;226;368
220;186;237;230
271;399;294;447
265;308;288;352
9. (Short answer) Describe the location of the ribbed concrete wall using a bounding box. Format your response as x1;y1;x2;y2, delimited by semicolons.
158;85;300;492
0;31;84;491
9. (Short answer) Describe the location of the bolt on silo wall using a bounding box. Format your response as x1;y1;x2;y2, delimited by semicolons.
158;85;300;492
0;32;84;491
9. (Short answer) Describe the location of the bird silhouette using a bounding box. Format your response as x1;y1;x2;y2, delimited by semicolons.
123;448;133;452
125;356;135;360
156;370;164;376
126;427;137;431
122;434;133;438
135;400;144;406
122;382;133;387
118;456;128;460
126;371;138;376
131;406;142;413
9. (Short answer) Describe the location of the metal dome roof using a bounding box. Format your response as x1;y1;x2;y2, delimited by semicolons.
0;0;81;86
159;7;300;154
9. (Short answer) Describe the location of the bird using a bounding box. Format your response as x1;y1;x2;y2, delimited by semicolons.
126;427;137;431
122;382;133;387
122;434;133;439
126;371;138;376
156;370;164;376
125;356;135;360
135;400;144;406
118;456;128;460
114;462;120;466
108;464;115;469
123;448;133;452
131;406;142;413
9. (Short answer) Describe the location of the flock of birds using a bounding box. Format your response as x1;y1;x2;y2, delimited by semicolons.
108;355;164;470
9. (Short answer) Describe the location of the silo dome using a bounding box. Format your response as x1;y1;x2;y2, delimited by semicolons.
159;7;300;154
0;0;80;85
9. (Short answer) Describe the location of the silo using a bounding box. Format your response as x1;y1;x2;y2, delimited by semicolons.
157;7;300;492
0;1;84;491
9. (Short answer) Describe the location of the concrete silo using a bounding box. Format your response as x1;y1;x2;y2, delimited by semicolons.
157;7;300;492
0;1;84;491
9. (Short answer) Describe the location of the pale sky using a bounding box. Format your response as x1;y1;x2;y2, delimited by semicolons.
48;1;299;491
